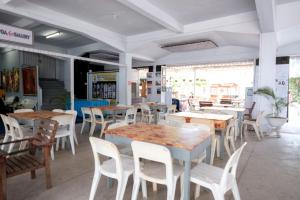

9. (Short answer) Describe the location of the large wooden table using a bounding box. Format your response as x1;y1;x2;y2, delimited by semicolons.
105;123;211;200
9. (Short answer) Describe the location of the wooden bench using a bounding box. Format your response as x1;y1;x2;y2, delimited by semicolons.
0;119;58;200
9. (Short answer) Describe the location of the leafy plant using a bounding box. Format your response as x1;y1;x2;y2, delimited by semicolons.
254;87;287;117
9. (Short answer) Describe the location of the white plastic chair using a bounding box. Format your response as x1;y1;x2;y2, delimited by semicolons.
224;119;237;156
140;104;154;124
6;116;33;152
190;118;217;165
131;141;184;200
80;107;93;134
117;107;137;124
158;105;176;120
14;108;34;113
90;107;113;138
52;109;65;113
242;111;264;141
0;114;13;151
190;143;247;200
51;114;75;160
89;137;134;200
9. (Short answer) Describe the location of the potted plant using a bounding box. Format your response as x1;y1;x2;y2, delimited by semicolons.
254;87;287;137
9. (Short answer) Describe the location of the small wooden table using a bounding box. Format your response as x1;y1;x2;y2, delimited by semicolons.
94;106;131;122
105;123;211;200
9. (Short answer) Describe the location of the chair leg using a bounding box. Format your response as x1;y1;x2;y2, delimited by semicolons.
50;146;55;160
210;138;217;165
89;123;96;136
89;172;101;200
116;175;129;200
73;128;78;145
62;137;66;150
142;180;147;199
8;142;15;153
44;146;52;189
216;138;220;158
230;136;236;152
1;135;9;150
170;178;178;200
194;184;201;199
253;125;261;140
100;123;106;138
69;135;75;155
80;121;86;134
30;170;36;179
131;176;141;200
232;181;241;200
224;138;231;157
211;188;225;200
56;138;60;151
153;183;157;192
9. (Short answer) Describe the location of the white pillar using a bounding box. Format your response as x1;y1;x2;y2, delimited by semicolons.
70;58;75;110
255;32;277;116
118;53;132;105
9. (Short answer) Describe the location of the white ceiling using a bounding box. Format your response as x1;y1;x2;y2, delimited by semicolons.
28;0;164;35
149;0;256;24
0;0;300;64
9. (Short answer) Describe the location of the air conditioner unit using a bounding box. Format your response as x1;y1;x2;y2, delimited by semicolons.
161;40;217;52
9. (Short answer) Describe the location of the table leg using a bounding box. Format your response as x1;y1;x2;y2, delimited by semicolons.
183;157;191;200
220;129;225;160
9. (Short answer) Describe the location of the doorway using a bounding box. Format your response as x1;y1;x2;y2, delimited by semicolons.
288;57;300;124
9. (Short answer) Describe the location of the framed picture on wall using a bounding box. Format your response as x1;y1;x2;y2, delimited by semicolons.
22;66;37;96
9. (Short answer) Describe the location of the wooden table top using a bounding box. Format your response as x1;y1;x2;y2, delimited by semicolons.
201;107;246;112
105;123;211;151
95;105;131;111
8;111;67;120
170;112;233;121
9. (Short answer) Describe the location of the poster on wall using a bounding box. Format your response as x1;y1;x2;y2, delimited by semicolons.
22;66;37;96
11;68;20;92
88;72;117;99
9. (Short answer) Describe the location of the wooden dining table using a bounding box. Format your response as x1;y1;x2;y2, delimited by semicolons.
169;112;233;159
105;122;211;200
8;110;68;133
94;105;131;122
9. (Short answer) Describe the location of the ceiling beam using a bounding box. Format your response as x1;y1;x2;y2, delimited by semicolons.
117;0;183;33
255;0;276;33
0;0;126;51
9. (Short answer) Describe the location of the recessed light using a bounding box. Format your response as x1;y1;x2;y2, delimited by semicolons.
46;32;62;39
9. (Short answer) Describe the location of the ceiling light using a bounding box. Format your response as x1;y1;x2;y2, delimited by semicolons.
46;32;61;39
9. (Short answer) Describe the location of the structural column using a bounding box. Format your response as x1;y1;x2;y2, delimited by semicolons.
70;58;75;110
254;32;277;116
118;53;133;105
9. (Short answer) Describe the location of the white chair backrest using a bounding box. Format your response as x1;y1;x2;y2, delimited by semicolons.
189;118;215;136
220;143;247;189
65;110;77;127
21;98;37;109
165;115;186;124
89;137;122;178
52;114;73;127
8;117;24;139
125;107;137;124
52;109;65;113
0;114;10;135
158;119;183;127
91;107;105;122
225;119;235;139
180;123;210;133
131;141;173;183
141;104;151;113
14;109;34;113
167;105;176;114
107;122;128;130
81;107;92;120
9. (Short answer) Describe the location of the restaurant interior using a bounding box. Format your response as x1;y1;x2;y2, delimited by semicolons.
0;0;300;200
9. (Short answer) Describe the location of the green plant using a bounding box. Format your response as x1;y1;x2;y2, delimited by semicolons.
254;87;287;117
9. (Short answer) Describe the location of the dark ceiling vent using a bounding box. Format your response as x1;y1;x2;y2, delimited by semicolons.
161;39;218;52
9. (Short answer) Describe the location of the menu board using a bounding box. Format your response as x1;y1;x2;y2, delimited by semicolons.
88;72;117;99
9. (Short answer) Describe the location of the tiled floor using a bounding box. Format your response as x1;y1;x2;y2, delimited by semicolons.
6;124;300;200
